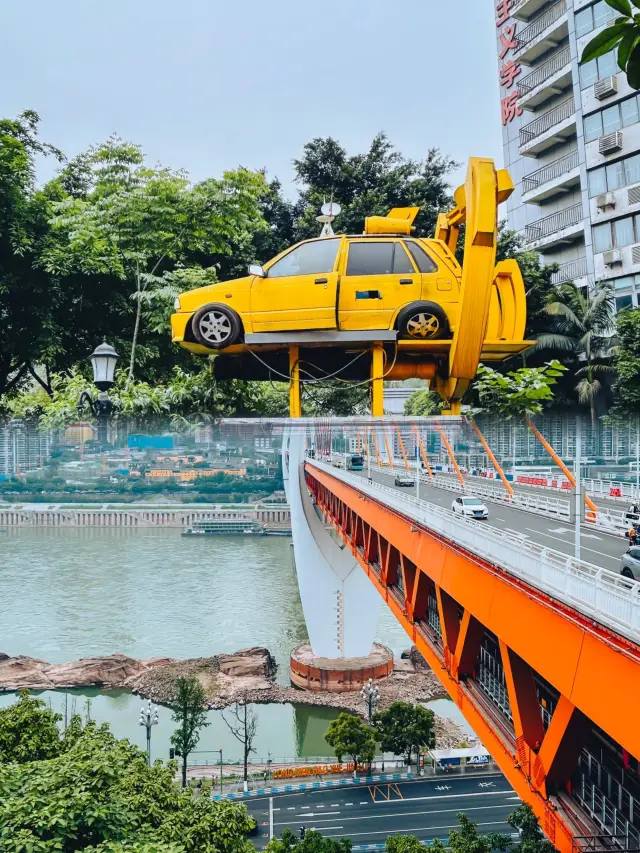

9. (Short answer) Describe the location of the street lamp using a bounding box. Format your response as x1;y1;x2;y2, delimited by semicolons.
139;699;159;765
77;341;120;448
361;677;380;724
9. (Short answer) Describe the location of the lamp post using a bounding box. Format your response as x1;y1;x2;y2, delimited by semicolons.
139;699;159;765
216;748;223;795
77;341;120;449
361;677;380;724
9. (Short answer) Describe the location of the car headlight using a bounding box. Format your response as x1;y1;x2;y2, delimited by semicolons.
174;297;181;311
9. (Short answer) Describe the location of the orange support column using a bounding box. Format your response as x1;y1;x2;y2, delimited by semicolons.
395;424;411;472
382;427;394;469
499;640;545;778
454;611;484;678
369;428;382;468
469;417;514;496
413;425;434;481
436;424;465;488
535;697;591;794
526;418;598;514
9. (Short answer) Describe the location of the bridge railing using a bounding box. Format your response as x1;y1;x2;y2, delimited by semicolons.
307;460;640;643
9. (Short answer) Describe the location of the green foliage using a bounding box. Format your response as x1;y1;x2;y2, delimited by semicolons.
535;282;616;421
266;828;351;853
581;0;640;88
404;389;443;416
508;805;557;853
372;701;435;766
0;691;64;763
291;133;455;241
324;713;376;768
385;837;425;853
474;361;567;418
448;813;511;853
170;677;210;788
609;306;640;416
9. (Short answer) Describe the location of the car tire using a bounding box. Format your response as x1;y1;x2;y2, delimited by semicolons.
396;301;449;341
191;304;242;349
621;568;635;579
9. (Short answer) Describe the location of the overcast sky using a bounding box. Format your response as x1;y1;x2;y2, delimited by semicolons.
2;0;502;198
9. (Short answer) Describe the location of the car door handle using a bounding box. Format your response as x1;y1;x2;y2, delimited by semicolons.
399;278;413;284
314;277;328;284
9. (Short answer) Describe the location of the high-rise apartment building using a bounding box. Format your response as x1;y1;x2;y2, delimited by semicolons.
494;0;640;312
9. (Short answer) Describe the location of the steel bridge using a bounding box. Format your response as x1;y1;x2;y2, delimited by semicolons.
296;448;640;853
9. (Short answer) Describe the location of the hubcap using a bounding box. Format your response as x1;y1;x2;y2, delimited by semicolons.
199;311;232;344
407;312;440;339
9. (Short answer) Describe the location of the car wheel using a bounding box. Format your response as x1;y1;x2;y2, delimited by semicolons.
191;304;242;349
397;301;449;341
621;568;636;579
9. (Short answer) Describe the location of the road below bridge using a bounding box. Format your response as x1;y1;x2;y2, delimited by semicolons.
247;774;519;849
356;468;628;574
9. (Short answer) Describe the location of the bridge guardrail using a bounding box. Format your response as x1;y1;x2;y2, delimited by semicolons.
308;460;640;644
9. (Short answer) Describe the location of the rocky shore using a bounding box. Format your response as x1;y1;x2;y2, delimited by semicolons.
0;646;469;749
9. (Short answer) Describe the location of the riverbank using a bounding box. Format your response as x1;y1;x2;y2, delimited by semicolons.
0;646;468;748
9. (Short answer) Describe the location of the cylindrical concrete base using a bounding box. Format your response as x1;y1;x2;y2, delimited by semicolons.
290;643;394;693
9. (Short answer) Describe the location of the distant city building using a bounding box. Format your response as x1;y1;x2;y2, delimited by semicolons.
493;0;640;312
0;420;52;476
62;423;96;445
128;434;174;450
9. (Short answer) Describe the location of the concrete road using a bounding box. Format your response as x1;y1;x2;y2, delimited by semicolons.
246;774;519;849
354;468;629;574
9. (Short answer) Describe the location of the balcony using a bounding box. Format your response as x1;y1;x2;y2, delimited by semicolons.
514;1;568;64
550;256;588;285
518;45;573;109
522;150;580;203
524;203;584;249
512;0;553;21
519;96;576;156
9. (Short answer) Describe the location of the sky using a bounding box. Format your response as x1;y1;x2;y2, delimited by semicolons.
1;0;503;200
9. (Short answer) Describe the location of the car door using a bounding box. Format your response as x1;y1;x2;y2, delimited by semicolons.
338;240;421;330
250;238;342;331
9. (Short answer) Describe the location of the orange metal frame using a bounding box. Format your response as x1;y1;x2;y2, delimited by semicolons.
436;424;465;488
468;418;514;497
413;425;433;481
306;465;640;853
394;425;411;472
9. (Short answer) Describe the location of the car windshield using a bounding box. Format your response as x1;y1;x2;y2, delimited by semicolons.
463;498;483;505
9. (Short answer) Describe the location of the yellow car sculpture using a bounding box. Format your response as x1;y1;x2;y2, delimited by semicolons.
171;158;532;406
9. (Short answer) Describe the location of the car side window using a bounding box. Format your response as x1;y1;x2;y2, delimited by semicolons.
393;242;415;274
267;238;340;278
630;547;640;559
346;242;394;275
405;240;438;273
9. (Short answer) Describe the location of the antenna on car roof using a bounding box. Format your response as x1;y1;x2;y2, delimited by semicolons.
316;199;341;237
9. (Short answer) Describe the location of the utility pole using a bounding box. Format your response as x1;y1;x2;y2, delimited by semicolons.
575;414;582;562
636;415;639;498
416;435;420;500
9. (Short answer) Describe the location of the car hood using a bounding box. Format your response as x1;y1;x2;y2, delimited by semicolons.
177;276;253;312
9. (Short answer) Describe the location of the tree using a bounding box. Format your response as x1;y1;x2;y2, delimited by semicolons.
0;690;63;763
386;837;428;853
1;714;254;853
448;813;511;853
222;698;258;791
404;389;443;417
170;676;210;788
266;828;352;853
43;135;268;385
508;805;557;853
474;361;567;419
373;701;435;768
291;134;455;242
610;306;640;416
535;282;616;422
324;713;377;776
581;0;640;89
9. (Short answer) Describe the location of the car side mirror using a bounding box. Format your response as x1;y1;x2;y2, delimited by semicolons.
249;264;265;278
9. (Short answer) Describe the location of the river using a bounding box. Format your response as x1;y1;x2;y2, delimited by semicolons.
0;528;469;763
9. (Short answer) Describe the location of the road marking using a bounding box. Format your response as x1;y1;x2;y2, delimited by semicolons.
301;806;310;809
275;803;515;829
478;782;495;788
331;803;339;807
313;817;515;839
273;807;280;812
317;804;324;808
582;533;602;540
311;826;343;832
506;528;528;538
524;528;620;562
345;802;353;806
549;527;571;534
435;785;451;791
359;801;368;805
287;807;295;810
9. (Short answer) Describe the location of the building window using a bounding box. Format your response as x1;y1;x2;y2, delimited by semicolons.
593;222;613;252
576;1;621;38
592;216;640;251
588;152;640;197
580;50;617;89
584;94;640;143
612;275;640;310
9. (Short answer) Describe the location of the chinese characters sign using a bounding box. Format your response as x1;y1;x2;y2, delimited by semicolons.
496;0;523;126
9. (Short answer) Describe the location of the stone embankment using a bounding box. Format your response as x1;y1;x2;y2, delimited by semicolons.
0;645;467;748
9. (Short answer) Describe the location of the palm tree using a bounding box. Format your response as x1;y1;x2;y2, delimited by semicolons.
535;282;616;423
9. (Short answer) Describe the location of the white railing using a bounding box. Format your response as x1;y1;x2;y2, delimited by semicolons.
307;460;640;644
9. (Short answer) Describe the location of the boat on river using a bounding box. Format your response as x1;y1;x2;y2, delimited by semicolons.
182;519;264;536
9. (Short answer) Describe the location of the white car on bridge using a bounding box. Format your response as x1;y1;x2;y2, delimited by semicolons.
452;496;489;520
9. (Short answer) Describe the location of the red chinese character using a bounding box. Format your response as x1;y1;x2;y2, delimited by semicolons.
501;91;523;125
500;59;522;88
496;0;514;26
499;24;518;59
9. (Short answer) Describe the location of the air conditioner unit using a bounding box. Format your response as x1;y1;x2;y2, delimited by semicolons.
599;131;624;154
596;191;616;210
595;76;618;100
603;248;623;266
